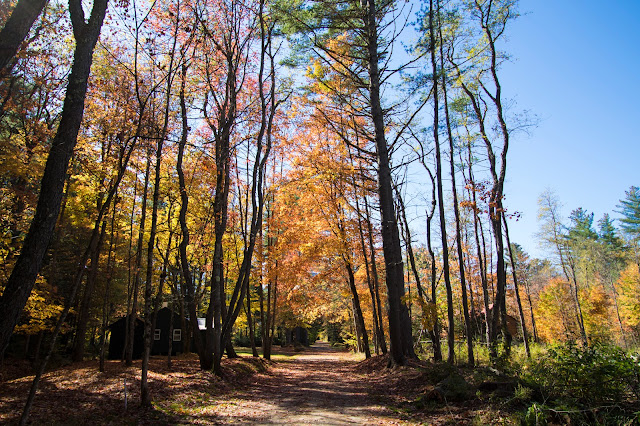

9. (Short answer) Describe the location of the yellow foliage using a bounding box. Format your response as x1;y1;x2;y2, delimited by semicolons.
583;284;613;344
416;297;438;331
535;277;578;343
14;276;66;335
616;263;640;329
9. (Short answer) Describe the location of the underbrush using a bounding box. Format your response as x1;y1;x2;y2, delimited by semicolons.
408;341;640;424
517;343;640;425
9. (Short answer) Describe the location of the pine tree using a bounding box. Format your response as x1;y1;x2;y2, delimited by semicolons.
617;186;640;242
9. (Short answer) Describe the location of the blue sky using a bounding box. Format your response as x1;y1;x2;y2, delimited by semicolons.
499;0;640;258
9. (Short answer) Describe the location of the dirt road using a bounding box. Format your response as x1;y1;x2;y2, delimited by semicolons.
206;342;408;425
1;342;413;425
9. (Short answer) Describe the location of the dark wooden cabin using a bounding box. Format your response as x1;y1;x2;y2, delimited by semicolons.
151;307;184;355
108;316;144;360
107;307;185;359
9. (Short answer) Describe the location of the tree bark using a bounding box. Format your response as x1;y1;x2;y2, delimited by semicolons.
354;189;381;355
0;0;108;357
177;65;205;364
72;219;107;362
0;0;48;77
345;257;370;358
363;0;413;365
502;213;530;357
100;200;118;372
437;1;474;364
428;0;455;364
126;151;150;366
363;195;387;354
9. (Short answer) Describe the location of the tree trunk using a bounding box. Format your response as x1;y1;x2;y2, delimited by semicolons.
397;188;441;359
72;219;107;362
428;0;455;364
100;201;118;372
522;275;538;343
0;0;48;77
363;195;387;354
0;0;108;357
177;66;205;365
363;0;413;366
126;151;151;366
16;8;110;419
246;281;259;357
355;190;381;355
502;213;530;357
345;259;370;358
140;139;165;407
417;159;442;362
436;1;474;364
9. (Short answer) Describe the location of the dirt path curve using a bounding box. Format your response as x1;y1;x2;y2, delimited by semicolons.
208;342;409;425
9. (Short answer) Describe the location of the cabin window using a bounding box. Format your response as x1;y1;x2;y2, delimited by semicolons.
154;329;161;340
173;329;181;342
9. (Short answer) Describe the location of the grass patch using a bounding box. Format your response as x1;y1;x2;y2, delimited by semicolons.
232;346;299;360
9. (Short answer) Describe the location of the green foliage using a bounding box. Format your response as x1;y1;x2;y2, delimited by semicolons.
513;383;533;402
598;214;623;249
617;186;640;242
524;342;640;406
567;208;597;242
233;334;255;348
306;318;323;344
522;403;547;426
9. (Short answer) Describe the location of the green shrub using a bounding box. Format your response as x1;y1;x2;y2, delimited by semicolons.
524;342;640;406
233;334;252;348
513;383;534;403
522;403;547;426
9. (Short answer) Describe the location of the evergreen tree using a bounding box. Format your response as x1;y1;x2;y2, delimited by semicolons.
598;214;623;250
567;208;598;242
617;186;640;242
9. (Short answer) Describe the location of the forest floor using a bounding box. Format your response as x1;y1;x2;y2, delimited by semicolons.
0;342;521;425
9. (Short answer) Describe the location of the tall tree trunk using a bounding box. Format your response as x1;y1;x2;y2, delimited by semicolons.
437;2;474;364
246;280;259;357
345;258;370;358
72;219;107;361
355;190;381;355
363;0;413;365
100;200;118;372
0;0;108;357
206;98;231;377
470;0;518;359
417;155;442;362
397;188;440;358
0;0;48;77
216;7;279;369
428;0;455;364
125;151;151;367
177;66;205;364
502;213;530;357
522;274;538;343
122;177;137;360
140;142;163;406
140;6;182;402
363;196;387;354
461;136;492;351
16;8;110;420
126;150;151;366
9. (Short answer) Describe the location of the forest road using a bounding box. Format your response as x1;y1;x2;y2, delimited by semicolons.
210;342;409;425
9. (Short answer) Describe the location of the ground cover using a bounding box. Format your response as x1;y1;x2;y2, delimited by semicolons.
5;341;634;425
